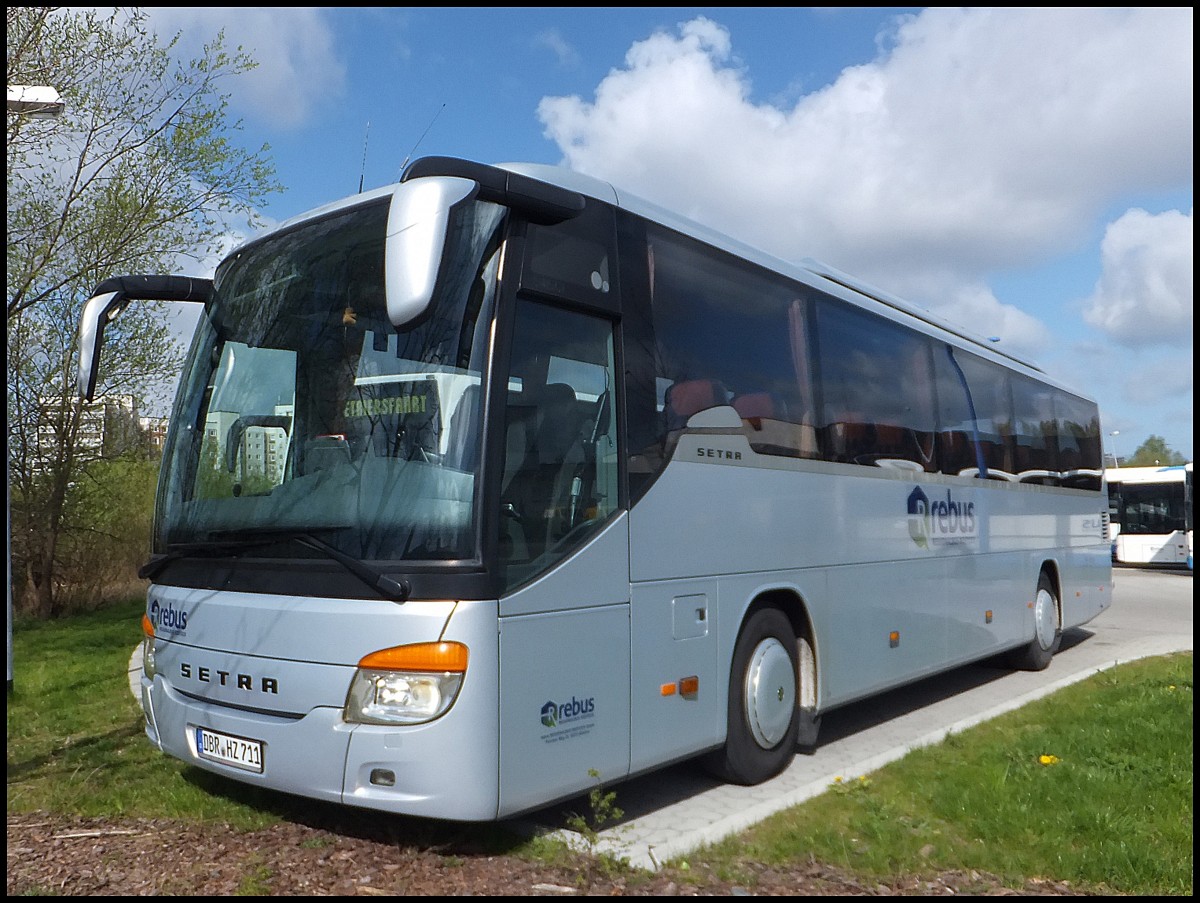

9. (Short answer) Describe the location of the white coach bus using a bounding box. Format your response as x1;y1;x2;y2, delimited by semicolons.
1106;464;1193;569
78;156;1112;821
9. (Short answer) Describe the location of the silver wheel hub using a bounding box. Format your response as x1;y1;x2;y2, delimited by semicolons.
744;637;796;748
1034;587;1058;650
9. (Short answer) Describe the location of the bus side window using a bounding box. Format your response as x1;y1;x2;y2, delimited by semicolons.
932;345;978;476
812;299;938;470
1055;391;1102;490
1011;375;1058;484
954;350;1017;479
499;300;619;591
641;226;817;471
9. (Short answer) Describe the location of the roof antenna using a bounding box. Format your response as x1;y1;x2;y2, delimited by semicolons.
399;103;446;176
358;121;370;193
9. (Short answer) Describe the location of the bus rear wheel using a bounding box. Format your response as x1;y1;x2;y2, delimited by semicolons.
1007;571;1062;671
704;607;799;785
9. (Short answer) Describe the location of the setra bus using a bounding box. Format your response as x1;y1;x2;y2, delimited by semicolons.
1106;464;1193;569
77;156;1113;820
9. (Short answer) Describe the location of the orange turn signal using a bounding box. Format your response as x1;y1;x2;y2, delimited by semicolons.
141;614;155;638
358;642;468;673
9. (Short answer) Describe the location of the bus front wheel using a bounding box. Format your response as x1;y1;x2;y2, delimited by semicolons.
704;607;799;785
1007;571;1062;671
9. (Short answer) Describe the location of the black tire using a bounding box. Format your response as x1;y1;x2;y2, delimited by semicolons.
1007;571;1062;671
704;607;799;785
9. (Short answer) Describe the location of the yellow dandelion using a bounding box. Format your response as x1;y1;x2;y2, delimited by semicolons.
1038;754;1060;766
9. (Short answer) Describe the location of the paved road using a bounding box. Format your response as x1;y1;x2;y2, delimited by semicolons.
522;567;1193;869
125;568;1191;870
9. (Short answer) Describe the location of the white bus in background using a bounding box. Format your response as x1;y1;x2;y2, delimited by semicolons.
77;156;1112;822
1106;464;1193;569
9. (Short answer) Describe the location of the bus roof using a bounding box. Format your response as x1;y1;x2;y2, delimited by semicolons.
1106;464;1191;484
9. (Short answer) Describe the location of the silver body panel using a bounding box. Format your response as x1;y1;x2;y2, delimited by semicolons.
628;431;1109;716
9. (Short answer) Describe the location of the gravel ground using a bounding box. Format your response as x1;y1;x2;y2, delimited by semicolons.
7;811;1095;896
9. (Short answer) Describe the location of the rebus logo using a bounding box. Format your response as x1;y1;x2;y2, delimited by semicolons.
540;696;595;729
907;486;978;548
148;598;189;632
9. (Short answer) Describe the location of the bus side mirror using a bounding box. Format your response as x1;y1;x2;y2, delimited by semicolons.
76;275;213;401
77;290;130;402
386;158;589;328
385;176;478;328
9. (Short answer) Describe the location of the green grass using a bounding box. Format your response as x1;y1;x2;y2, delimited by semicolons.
689;651;1193;895
7;599;1193;894
6;597;283;828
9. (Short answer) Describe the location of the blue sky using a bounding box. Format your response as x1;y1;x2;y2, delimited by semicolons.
145;7;1193;461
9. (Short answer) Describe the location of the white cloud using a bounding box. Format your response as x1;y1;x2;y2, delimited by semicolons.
143;7;344;129
1082;208;1194;348
897;274;1051;357
537;8;1192;359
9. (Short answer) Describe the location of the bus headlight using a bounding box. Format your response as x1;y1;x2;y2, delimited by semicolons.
343;642;468;725
140;613;158;679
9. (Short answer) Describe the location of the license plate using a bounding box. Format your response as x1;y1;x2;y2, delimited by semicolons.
195;726;264;773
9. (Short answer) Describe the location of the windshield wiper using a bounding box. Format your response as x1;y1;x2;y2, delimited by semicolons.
290;531;411;603
141;530;411;603
139;538;276;580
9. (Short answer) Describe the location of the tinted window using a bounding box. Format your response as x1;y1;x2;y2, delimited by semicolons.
955;351;1014;478
1011;374;1058;483
626;222;1102;492
1055;391;1103;489
1116;482;1187;534
644;226;818;462
934;346;981;476
813;299;938;471
499;300;619;590
522;205;619;314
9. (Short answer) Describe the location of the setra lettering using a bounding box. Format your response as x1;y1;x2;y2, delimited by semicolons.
180;662;279;694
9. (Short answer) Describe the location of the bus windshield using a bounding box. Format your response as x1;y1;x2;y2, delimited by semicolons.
156;197;506;563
